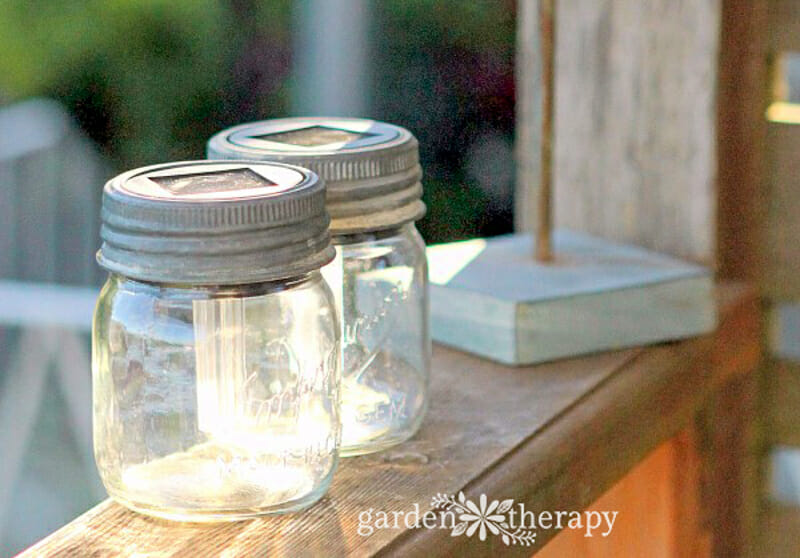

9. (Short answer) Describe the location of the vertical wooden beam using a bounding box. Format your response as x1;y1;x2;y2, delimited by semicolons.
764;121;800;299
551;0;720;264
768;360;800;447
715;3;769;556
514;0;542;234
517;0;766;271
535;0;555;261
716;0;769;282
701;373;762;558
529;0;554;260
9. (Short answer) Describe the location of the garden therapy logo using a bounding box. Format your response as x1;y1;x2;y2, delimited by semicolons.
432;492;536;546
356;491;618;546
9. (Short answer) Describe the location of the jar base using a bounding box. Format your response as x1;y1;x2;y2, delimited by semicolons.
107;486;329;522
339;349;429;457
340;426;421;457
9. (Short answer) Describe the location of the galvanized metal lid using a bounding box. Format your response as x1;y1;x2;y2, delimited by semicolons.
97;161;334;284
207;117;426;235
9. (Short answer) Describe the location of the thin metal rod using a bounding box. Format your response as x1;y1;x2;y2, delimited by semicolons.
536;0;555;262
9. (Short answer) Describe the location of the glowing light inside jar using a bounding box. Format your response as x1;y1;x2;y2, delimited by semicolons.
193;298;248;437
115;297;336;511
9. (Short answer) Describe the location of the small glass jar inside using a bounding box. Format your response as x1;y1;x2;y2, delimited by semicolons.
209;118;430;456
93;161;339;521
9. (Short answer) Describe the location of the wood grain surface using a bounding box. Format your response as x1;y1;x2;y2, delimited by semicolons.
768;0;800;52
768;360;800;447
763;503;800;558
18;284;759;557
551;0;720;264
513;0;542;234
765;121;800;299
388;284;759;557
717;0;769;284
538;429;710;558
428;231;715;365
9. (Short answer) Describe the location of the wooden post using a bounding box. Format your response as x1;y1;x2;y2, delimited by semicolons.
536;0;555;262
519;0;722;264
717;0;768;283
513;0;541;235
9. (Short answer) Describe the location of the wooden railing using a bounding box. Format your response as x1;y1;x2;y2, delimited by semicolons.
762;0;800;550
18;284;760;556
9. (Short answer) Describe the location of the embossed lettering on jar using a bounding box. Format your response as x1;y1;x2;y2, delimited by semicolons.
209;118;430;456
93;161;340;521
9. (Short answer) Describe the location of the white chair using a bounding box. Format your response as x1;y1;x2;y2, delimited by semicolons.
0;99;108;553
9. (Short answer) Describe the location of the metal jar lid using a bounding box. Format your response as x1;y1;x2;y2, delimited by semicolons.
207;117;426;235
97;161;335;284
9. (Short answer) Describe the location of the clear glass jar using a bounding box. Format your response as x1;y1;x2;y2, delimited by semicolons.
93;273;339;521
93;161;339;521
208;117;432;456
327;224;430;455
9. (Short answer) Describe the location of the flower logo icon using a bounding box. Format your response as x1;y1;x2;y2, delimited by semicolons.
431;492;537;546
459;493;507;540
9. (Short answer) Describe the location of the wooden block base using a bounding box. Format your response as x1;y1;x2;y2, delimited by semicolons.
427;230;716;365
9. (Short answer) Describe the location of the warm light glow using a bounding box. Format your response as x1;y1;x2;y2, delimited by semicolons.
426;238;487;284
131;297;337;510
121;448;316;507
193;298;248;436
119;405;335;509
340;378;393;445
767;102;800;124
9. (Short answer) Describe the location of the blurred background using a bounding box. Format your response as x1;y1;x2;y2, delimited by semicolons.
0;1;515;554
3;1;800;556
1;0;516;243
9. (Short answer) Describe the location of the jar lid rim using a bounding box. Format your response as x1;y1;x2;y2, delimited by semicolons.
207;118;425;233
98;160;334;283
222;117;408;155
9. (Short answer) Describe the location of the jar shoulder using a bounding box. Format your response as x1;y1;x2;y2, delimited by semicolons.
334;224;426;264
98;272;330;301
95;272;337;333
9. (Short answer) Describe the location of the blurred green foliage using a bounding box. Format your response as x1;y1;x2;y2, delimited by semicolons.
374;0;516;240
0;0;293;166
0;0;516;242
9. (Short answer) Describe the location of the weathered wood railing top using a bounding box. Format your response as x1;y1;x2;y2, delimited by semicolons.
21;283;759;557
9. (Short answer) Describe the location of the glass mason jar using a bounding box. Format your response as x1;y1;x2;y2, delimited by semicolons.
209;118;430;456
329;224;428;454
93;161;339;521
